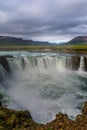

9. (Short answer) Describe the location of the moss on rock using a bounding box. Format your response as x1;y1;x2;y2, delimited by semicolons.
0;102;87;130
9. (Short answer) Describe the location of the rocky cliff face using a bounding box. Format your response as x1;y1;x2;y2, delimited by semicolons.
0;56;13;73
0;55;87;72
66;56;80;70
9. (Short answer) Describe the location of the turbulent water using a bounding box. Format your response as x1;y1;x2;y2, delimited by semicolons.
0;51;87;124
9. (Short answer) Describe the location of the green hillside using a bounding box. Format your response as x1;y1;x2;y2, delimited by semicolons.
66;36;87;45
0;36;52;46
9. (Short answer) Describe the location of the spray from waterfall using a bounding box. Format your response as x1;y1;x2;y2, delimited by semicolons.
0;53;87;124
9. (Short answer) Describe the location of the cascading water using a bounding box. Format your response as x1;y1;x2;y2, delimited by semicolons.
78;57;85;71
0;52;87;124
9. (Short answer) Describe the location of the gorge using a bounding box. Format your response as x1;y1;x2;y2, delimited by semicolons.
0;51;87;125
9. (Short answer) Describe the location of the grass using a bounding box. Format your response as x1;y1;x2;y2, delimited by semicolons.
0;44;87;54
68;45;87;53
71;45;87;50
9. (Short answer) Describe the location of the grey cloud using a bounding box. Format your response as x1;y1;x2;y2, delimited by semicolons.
0;0;87;42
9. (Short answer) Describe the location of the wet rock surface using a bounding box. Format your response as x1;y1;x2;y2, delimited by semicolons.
0;55;13;73
66;56;80;70
71;56;80;70
0;101;2;106
0;102;87;129
0;55;87;72
66;55;87;71
84;57;87;71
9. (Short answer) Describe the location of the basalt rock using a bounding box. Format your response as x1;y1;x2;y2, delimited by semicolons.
71;56;80;70
84;57;87;71
0;55;13;73
0;101;2;106
66;56;80;70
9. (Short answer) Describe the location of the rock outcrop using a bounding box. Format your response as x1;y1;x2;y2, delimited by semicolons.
0;55;13;73
0;102;87;129
66;56;80;70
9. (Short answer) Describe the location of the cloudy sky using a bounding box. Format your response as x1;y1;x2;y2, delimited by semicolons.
0;0;87;43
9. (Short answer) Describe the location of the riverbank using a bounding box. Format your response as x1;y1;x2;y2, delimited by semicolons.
0;45;87;54
0;102;87;130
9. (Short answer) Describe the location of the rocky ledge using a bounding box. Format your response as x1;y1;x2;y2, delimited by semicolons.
0;102;87;130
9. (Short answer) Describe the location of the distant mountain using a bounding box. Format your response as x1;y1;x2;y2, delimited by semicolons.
66;36;87;45
0;36;52;46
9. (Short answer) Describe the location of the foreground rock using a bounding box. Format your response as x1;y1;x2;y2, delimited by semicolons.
0;102;87;130
0;107;40;130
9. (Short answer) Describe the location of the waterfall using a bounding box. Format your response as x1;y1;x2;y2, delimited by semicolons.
78;57;85;72
65;57;72;69
0;55;82;74
0;55;84;76
0;65;8;81
18;56;66;71
0;52;87;124
6;57;23;73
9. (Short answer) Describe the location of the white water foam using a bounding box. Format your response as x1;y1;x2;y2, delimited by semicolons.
0;54;87;124
5;63;86;124
78;57;85;72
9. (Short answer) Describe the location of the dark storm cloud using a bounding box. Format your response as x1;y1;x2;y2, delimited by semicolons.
0;0;87;42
